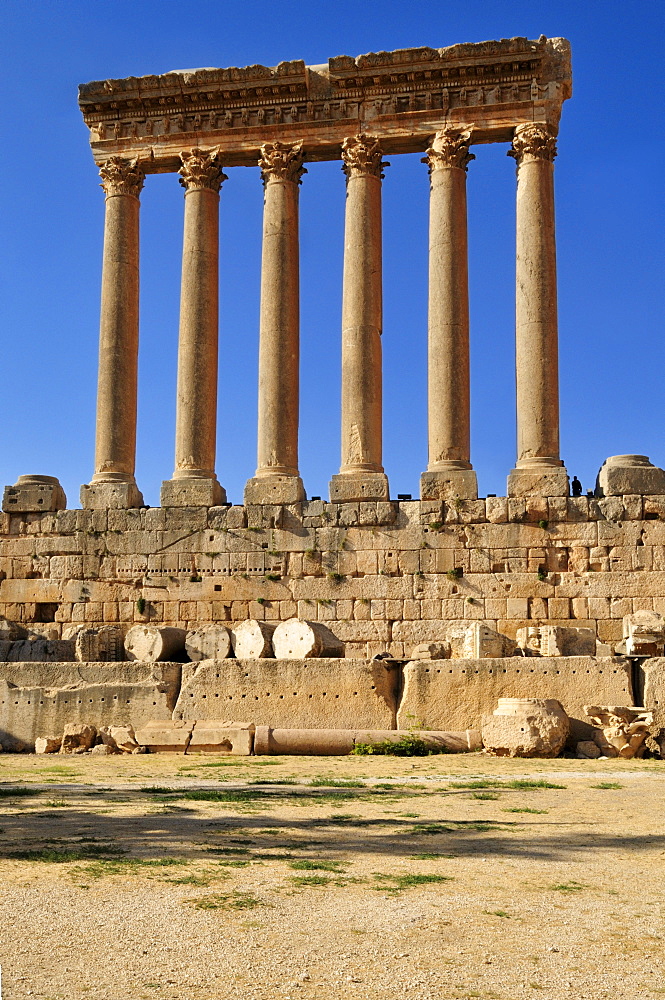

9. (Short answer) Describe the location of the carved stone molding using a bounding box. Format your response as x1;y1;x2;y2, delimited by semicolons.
259;141;306;185
341;134;387;179
99;156;145;197
179;147;227;192
424;127;475;172
508;122;558;165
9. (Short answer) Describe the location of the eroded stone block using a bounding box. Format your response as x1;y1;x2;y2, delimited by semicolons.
596;455;665;497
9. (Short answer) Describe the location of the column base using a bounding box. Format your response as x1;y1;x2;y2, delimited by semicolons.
2;475;67;513
80;481;144;510
507;464;569;498
329;471;390;502
161;478;226;508
596;455;665;497
244;475;305;505
420;468;478;501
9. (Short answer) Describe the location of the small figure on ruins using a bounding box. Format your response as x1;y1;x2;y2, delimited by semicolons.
571;476;582;496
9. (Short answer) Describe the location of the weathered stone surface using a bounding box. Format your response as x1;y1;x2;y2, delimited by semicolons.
584;704;655;759
272;619;344;659
2;638;75;662
448;622;515;660
2;475;66;513
187;721;254;754
642;658;665;752
576;739;602;759
0;619;27;642
35;736;61;754
0;662;181;751
161;479;225;508
481;697;569;757
410;641;451;660
507;467;569;499
60;723;97;753
75;626;123;662
134;719;193;752
125;625;186;662
596;455;665;497
91;742;114;755
516;625;595;657
231;620;275;658
185;625;232;662
173;658;399;730
100;724;138;753
620;611;665;657
254;726;355;755
398;656;632;742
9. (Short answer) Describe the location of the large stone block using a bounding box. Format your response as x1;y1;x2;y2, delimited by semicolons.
2;476;66;513
244;476;305;505
596;455;665;497
419;470;478;502
397;656;632;742
329;472;389;503
0;661;182;751
173;658;399;730
80;481;144;510
507;465;569;498
160;478;226;507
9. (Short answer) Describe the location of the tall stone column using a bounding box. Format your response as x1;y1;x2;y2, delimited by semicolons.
161;148;227;507
420;127;478;502
507;123;568;497
81;156;145;510
245;141;306;505
329;135;389;502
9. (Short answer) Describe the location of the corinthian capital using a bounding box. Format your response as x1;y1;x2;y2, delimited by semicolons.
508;123;558;165
259;141;306;185
179;147;227;192
99;156;145;197
341;134;387;179
424;127;475;172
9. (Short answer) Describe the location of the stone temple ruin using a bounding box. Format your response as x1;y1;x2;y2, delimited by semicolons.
2;37;665;758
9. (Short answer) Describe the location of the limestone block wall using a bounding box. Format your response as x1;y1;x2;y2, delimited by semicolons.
1;495;664;657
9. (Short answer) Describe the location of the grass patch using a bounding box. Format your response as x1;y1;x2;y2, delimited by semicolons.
0;786;43;798
9;843;123;863
450;779;565;791
288;859;346;872
372;873;453;893
485;910;511;918
502;807;549;814
410;820;504;835
310;778;365;788
44;799;70;808
550;881;586;893
472;792;499;800
592;782;623;790
248;778;298;786
70;858;187;879
187;891;264;911
352;734;449;756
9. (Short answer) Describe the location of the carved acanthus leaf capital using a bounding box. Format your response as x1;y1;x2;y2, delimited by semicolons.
424;127;475;172
259;141;306;185
341;134;388;179
508;123;557;165
99;156;145;197
179;147;227;192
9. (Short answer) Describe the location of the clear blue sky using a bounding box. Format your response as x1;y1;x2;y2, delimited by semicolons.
2;0;663;507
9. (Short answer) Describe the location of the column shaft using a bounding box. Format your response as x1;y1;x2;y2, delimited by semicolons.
330;134;389;502
420;128;478;501
81;156;144;510
162;148;226;507
508;123;568;497
245;141;306;505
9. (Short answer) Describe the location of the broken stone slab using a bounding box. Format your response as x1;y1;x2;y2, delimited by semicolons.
124;625;186;662
4;638;75;662
230;620;275;659
173;658;399;730
271;619;344;659
481;698;569;758
99;725;138;753
0;619;27;642
187;721;254;755
516;625;596;657
75;626;123;662
254;727;356;755
596;455;665;497
619;611;665;657
185;625;232;662
575;739;602;759
60;723;97;754
133;720;194;753
35;736;61;754
447;622;515;660
584;705;655;759
91;743;115;755
409;641;451;660
2;474;67;513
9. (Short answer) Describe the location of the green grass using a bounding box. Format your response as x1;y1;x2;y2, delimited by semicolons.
8;843;123;862
310;778;365;788
0;786;43;798
352;734;449;756
502;807;549;814
472;792;499;800
591;782;623;790
187;891;264;910
550;881;586;893
450;779;565;791
485;909;511;918
288;859;346;872
372;873;453;892
248;778;298;785
289;874;334;887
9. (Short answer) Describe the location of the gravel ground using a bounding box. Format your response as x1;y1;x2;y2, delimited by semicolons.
0;752;663;1000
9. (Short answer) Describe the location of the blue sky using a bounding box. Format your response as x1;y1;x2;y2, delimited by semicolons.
2;0;663;507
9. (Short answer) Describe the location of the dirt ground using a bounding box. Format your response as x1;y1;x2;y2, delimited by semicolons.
0;750;663;1000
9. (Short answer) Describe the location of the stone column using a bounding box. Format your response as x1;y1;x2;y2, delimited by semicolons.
244;141;306;505
161;148;227;507
507;123;568;497
329;135;389;502
419;127;478;502
81;156;145;510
